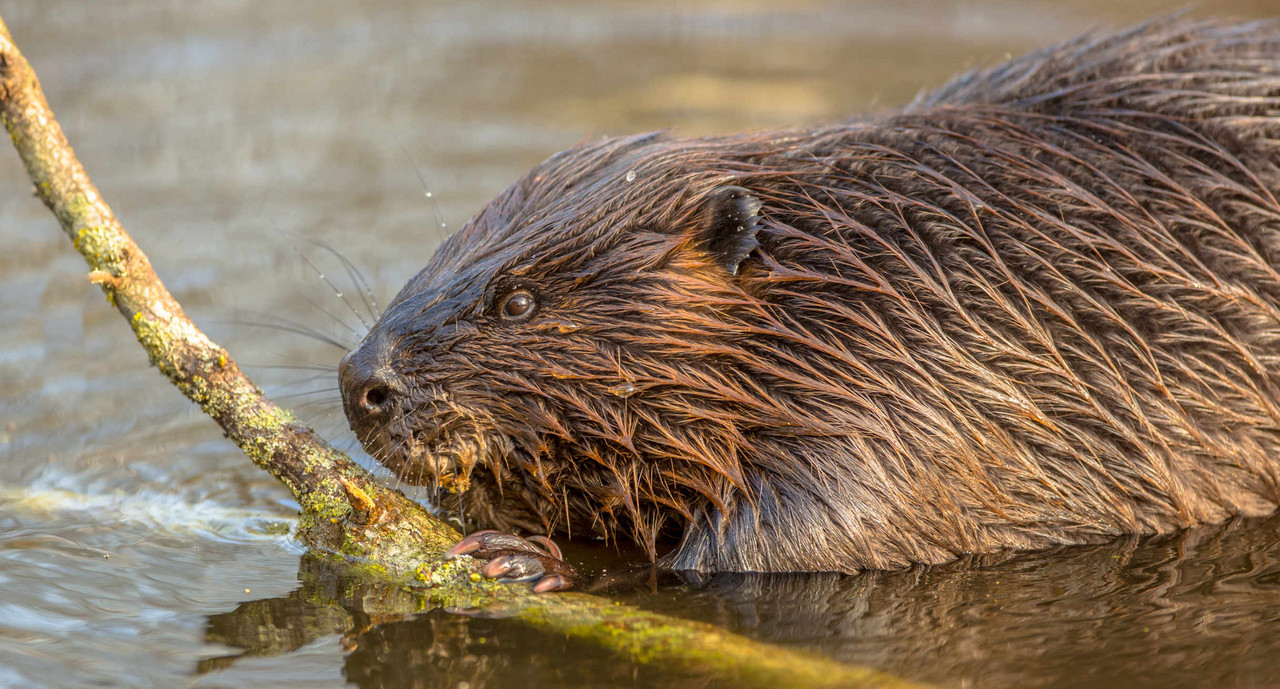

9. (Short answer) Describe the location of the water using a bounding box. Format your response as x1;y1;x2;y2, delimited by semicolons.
3;1;1280;686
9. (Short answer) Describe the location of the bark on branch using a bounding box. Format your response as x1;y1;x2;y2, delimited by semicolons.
0;15;923;689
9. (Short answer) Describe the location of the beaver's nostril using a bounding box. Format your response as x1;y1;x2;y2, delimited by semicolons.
363;384;389;412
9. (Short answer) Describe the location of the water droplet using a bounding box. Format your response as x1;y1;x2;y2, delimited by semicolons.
441;223;447;228
557;322;580;334
625;170;637;182
424;191;433;198
608;382;637;398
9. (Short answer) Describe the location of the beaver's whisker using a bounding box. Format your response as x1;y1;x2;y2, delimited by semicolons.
251;363;339;373
232;317;351;351
298;293;366;340
301;235;383;323
272;388;342;401
275;228;374;331
401;145;452;250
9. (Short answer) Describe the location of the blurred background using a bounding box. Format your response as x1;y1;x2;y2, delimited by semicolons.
3;2;1280;687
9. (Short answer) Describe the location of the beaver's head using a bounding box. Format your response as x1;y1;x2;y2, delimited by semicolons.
339;132;774;550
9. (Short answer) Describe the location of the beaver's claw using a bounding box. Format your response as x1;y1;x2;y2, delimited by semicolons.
445;530;577;593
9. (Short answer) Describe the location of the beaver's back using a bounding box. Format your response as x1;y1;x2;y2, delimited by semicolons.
665;19;1280;571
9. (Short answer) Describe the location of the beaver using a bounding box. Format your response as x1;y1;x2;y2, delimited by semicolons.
339;19;1280;589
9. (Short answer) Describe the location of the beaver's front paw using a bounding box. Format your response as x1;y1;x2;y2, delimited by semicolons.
444;530;578;593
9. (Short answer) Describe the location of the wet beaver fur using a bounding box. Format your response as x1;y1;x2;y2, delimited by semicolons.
340;19;1280;576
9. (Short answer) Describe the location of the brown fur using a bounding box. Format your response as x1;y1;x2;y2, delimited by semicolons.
341;19;1280;573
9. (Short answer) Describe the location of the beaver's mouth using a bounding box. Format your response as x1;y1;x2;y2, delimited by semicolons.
400;426;500;492
356;405;512;494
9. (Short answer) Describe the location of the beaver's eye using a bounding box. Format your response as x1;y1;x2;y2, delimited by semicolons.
498;289;536;321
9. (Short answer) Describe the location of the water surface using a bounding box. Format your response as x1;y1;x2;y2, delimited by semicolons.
3;1;1280;686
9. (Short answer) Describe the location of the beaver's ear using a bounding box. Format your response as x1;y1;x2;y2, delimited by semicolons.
694;186;762;275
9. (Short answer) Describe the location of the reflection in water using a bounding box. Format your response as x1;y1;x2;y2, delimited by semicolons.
203;556;718;689
656;514;1280;688
204;515;1280;688
339;611;718;689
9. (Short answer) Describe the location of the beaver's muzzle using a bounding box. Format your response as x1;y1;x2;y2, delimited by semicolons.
338;332;406;443
339;335;489;491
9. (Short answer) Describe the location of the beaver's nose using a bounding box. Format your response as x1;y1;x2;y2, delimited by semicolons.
338;336;406;429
